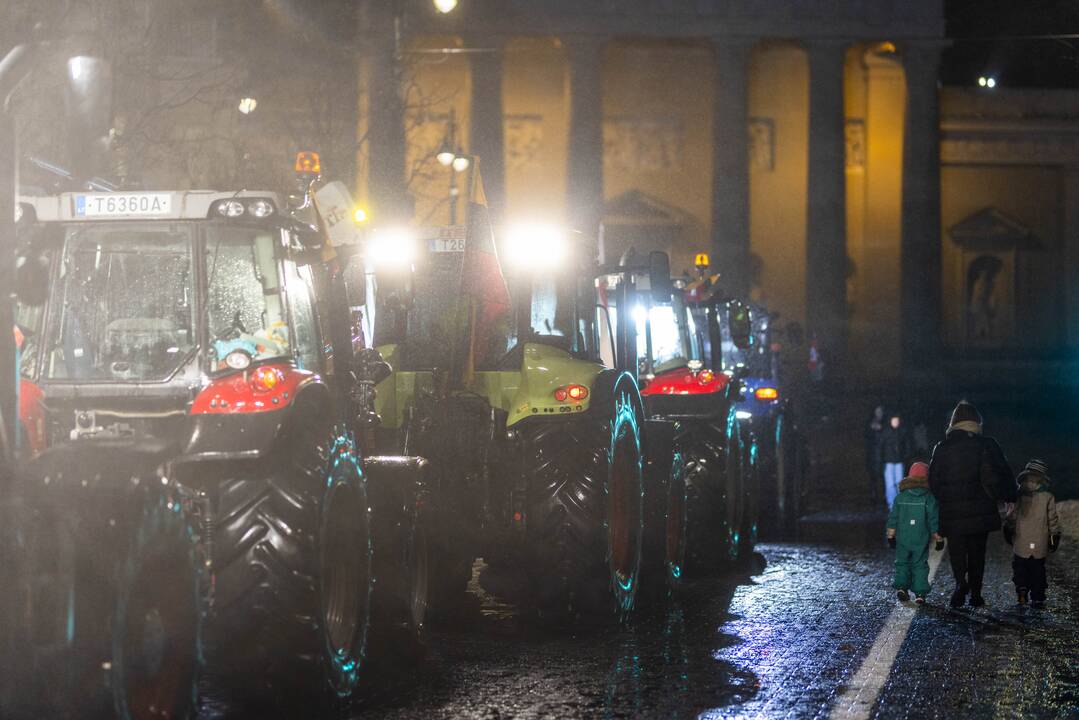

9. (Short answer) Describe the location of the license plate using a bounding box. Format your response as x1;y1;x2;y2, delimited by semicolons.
76;193;172;217
430;237;466;253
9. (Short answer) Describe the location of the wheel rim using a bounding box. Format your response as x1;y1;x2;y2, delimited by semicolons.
119;549;198;720
607;427;642;600
321;480;369;672
664;471;686;582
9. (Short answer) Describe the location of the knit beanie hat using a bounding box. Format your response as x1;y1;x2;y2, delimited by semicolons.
950;401;982;427
908;461;929;479
1022;459;1049;479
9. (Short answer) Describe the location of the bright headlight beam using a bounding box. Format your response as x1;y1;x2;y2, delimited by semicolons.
367;227;416;269
504;224;567;269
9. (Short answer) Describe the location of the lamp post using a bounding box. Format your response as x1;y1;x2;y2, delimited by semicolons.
436;107;470;224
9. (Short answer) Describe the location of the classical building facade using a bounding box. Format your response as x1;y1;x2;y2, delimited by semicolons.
939;88;1079;387
358;0;947;382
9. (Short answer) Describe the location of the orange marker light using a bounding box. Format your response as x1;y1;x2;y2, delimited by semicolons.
295;151;321;174
754;387;779;401
252;366;282;393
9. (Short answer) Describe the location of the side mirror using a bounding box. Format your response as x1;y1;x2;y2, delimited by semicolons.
343;254;367;308
648;251;673;303
14;253;49;307
728;300;752;350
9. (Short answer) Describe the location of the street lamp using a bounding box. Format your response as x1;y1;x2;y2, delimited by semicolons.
433;0;458;13
437;108;470;223
238;96;258;114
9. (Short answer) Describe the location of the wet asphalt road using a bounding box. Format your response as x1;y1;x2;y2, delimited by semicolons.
199;506;1079;719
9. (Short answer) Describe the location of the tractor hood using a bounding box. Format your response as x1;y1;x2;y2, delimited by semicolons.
503;343;603;427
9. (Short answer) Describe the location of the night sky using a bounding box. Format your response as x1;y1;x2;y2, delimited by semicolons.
944;0;1079;87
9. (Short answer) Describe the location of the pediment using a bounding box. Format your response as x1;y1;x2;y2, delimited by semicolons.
948;207;1040;250
603;189;687;226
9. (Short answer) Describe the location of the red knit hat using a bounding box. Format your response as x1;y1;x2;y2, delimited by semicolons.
908;461;929;479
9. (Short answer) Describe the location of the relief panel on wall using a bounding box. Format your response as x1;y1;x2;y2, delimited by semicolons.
748;117;774;172
603;116;683;172
505;114;544;170
845;118;866;170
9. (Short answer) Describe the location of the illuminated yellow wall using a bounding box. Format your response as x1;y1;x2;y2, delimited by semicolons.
603;40;714;273
503;38;569;225
403;35;471;226
848;46;905;378
748;42;808;328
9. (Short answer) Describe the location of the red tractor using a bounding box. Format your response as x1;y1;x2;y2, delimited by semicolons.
5;166;428;717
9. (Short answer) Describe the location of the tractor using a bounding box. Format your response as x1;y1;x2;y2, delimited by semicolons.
361;166;687;616
671;258;806;536
716;298;806;534
5;160;429;717
602;261;757;572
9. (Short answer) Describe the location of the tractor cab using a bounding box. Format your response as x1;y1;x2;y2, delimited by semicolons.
15;189;327;451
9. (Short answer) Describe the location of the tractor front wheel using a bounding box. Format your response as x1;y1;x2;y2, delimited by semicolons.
209;424;372;708
523;377;644;616
111;485;201;720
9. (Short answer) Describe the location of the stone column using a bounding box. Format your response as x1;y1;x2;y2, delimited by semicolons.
564;35;606;242
469;37;506;220
710;38;753;297
900;41;945;382
805;39;849;365
362;2;408;220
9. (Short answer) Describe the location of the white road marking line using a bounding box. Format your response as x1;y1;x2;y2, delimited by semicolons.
829;546;946;719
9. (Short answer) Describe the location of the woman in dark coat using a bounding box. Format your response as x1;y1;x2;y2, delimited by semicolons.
928;401;1016;608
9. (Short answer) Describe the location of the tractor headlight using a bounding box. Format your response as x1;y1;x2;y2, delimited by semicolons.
224;349;252;370
504;224;567;270
367;227;416;270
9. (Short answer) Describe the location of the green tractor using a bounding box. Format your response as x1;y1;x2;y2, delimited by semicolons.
362;170;686;615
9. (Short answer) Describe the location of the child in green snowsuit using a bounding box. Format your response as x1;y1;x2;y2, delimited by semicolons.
886;461;943;603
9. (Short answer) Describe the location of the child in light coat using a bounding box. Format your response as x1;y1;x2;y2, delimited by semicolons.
1004;459;1061;607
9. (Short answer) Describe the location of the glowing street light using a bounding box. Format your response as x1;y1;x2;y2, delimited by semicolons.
433;0;458;13
238;97;258;114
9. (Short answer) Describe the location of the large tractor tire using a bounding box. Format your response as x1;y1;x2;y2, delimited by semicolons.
1;477;200;720
112;484;202;720
641;450;687;604
737;433;761;563
402;404;477;622
523;373;644;616
682;410;744;574
209;421;373;708
365;456;431;661
760;411;804;538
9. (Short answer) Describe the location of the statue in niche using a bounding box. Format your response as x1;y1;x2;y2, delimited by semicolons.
966;254;1004;344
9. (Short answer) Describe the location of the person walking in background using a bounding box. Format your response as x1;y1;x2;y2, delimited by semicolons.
886;461;943;604
881;414;909;508
1004;459;1062;607
865;405;885;505
929;401;1016;608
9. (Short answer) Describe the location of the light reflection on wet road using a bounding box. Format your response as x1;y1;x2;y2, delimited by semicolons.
198;511;1079;719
